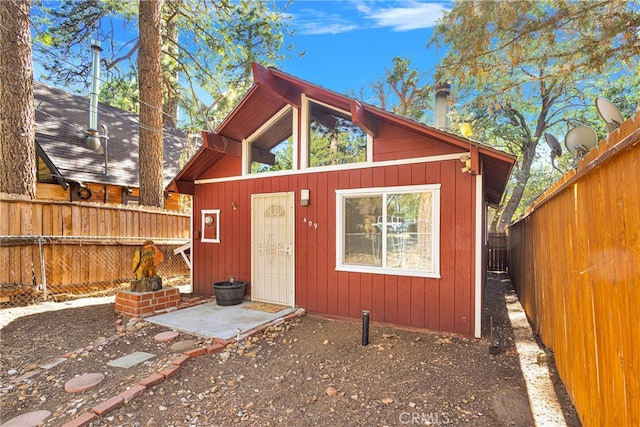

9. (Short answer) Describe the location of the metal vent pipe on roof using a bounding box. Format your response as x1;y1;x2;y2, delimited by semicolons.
434;81;451;131
88;39;103;137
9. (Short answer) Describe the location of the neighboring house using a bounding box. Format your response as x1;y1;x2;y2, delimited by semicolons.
168;63;516;337
34;82;188;210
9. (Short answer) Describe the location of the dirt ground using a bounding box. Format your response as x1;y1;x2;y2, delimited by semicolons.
0;273;581;426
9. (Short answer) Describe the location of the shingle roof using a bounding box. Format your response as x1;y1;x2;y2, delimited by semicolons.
34;82;186;188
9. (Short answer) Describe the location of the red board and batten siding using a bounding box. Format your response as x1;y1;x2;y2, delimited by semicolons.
191;159;478;337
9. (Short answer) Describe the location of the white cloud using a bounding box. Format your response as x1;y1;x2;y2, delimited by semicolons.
357;1;449;31
297;21;360;35
292;9;360;35
288;1;449;36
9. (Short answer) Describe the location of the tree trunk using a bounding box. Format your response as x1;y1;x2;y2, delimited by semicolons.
138;0;164;208
0;0;36;198
162;0;179;128
495;139;539;231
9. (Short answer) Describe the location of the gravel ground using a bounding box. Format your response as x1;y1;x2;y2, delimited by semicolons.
0;274;581;426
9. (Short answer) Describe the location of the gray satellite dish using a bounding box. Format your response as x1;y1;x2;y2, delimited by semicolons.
595;97;624;133
545;133;562;157
565;125;598;159
545;133;563;172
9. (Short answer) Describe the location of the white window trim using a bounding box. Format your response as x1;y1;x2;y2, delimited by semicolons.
195;153;464;185
335;184;441;278
201;209;220;243
300;94;309;170
243;105;297;176
292;107;299;171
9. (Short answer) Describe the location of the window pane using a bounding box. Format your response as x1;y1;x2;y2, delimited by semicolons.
250;137;293;173
343;196;382;266
309;101;367;167
250;108;293;173
386;193;433;272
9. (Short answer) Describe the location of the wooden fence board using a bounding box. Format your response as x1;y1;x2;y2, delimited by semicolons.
1;197;191;296
508;122;639;426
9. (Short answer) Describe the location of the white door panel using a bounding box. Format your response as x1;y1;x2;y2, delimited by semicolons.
251;192;294;306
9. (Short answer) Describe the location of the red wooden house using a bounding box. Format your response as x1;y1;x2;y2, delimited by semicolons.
168;63;515;338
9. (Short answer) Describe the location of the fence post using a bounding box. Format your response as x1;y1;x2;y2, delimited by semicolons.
38;237;48;300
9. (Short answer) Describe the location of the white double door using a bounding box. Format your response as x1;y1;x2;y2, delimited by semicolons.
251;192;294;306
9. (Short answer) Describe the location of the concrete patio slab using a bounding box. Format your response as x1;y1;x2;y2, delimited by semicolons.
107;351;155;368
146;301;296;340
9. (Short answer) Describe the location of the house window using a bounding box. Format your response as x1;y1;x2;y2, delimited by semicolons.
305;98;367;167
248;106;296;174
336;185;440;277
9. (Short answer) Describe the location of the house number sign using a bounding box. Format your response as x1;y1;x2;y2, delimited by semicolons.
303;217;318;229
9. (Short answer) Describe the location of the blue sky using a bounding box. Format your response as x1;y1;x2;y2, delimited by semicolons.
278;1;451;97
32;1;451;109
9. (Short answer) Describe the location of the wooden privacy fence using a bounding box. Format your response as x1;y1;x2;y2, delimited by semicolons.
508;112;640;426
0;195;191;306
487;233;507;272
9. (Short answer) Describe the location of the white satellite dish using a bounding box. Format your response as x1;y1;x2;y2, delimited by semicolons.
595;97;624;133
545;133;563;172
565;125;598;159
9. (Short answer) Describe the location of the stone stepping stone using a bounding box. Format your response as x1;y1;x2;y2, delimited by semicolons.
0;410;51;426
155;331;179;342
170;339;197;352
107;351;155;368
64;373;105;393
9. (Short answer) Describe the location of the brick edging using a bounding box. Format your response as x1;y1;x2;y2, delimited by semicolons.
61;307;306;427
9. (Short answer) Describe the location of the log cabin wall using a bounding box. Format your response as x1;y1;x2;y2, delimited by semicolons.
192;158;478;337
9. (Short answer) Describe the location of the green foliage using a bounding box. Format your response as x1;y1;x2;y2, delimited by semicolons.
432;0;639;91
431;0;639;230
32;0;295;129
358;56;432;122
309;119;367;167
100;73;139;113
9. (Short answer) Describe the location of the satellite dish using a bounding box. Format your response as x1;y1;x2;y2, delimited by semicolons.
545;133;562;158
565;125;598;159
545;133;563;173
595;97;624;133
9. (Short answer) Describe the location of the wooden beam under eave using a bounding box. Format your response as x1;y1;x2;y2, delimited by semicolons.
350;100;379;138
470;145;480;175
310;111;337;130
252;62;301;109
251;146;276;166
174;180;195;195
202;131;242;157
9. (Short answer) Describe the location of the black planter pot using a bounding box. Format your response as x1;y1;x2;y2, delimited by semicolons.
213;281;246;306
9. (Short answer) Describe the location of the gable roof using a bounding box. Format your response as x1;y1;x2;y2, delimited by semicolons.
34;82;186;189
169;63;516;206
